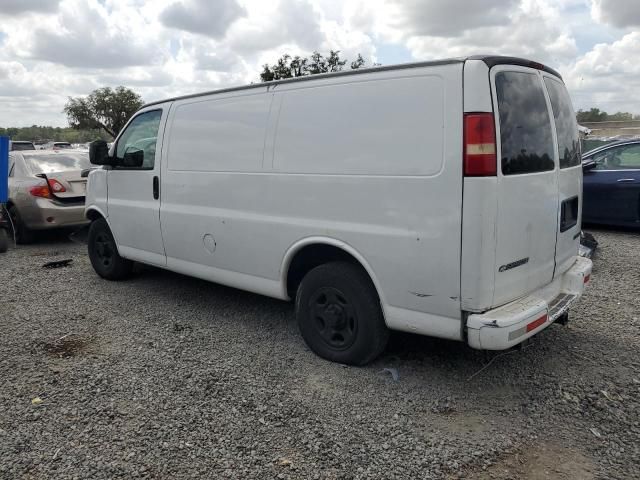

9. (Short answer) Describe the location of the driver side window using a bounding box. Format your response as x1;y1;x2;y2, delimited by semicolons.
115;110;162;169
592;144;640;170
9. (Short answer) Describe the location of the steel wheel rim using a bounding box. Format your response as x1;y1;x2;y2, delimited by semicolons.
309;287;358;350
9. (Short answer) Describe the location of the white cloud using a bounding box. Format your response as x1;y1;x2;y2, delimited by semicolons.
591;0;640;28
0;0;61;16
9;0;166;68
565;31;640;113
388;0;520;37
0;0;639;127
385;0;579;66
160;0;246;38
225;0;325;55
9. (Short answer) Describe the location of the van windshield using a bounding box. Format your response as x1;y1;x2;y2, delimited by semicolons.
496;71;555;175
544;78;580;168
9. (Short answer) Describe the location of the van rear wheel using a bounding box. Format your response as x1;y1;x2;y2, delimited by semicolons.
88;218;133;280
296;261;389;365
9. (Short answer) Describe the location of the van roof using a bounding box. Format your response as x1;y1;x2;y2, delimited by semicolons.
143;55;562;108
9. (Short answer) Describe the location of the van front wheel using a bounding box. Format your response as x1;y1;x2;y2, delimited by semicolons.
296;262;389;365
88;218;133;280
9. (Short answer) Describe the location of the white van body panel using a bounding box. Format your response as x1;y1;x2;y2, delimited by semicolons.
159;64;465;340
85;57;592;352
85;170;108;219
462;59;492;112
460;59;498;311
106;104;170;266
460;178;498;311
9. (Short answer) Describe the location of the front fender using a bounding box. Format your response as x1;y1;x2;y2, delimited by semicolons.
85;168;108;220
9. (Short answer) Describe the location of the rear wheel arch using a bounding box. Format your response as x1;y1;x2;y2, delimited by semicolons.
283;238;385;306
86;207;106;222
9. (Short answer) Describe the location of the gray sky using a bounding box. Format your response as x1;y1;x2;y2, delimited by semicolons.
1;0;639;127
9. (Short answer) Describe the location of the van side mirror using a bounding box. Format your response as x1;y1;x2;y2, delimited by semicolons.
582;160;596;172
89;140;112;165
122;148;144;168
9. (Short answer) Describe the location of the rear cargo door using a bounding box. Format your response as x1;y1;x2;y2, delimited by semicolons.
542;75;582;274
491;66;559;307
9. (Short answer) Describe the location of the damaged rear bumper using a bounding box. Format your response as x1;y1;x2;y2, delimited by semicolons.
466;256;592;350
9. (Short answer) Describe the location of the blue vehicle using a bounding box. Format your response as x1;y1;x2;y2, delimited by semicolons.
582;140;640;227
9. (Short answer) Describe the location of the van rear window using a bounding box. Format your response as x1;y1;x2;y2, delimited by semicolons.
495;72;555;175
544;78;580;168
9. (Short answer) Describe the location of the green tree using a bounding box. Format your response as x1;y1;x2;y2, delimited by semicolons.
576;108;638;123
63;86;144;138
259;64;275;82
608;111;633;121
0;125;111;143
350;54;366;70
289;55;307;77
307;51;328;74
272;54;294;80
259;51;371;82
326;50;347;72
576;108;607;123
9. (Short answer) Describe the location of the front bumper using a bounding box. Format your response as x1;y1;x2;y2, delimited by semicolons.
467;256;592;350
22;198;89;230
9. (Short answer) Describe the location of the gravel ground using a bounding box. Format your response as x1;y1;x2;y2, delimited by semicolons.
0;228;638;479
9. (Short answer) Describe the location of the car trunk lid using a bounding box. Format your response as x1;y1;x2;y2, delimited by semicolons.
50;171;87;198
23;151;90;200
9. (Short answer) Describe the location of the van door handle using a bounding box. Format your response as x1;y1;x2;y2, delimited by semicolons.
617;178;636;183
153;176;159;199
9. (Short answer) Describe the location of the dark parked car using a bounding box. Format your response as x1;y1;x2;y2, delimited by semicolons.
582;140;640;227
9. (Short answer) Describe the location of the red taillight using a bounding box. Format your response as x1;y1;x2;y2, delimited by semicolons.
584;274;590;284
526;314;548;333
47;178;66;193
464;112;497;176
29;184;52;198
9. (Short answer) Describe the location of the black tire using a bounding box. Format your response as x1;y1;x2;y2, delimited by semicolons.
0;228;8;253
87;218;133;280
8;206;35;244
296;261;389;365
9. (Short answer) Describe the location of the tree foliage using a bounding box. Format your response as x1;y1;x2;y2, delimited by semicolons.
576;108;639;123
0;125;112;143
63;86;144;138
259;51;370;82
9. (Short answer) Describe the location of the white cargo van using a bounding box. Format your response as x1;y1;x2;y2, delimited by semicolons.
86;55;592;365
